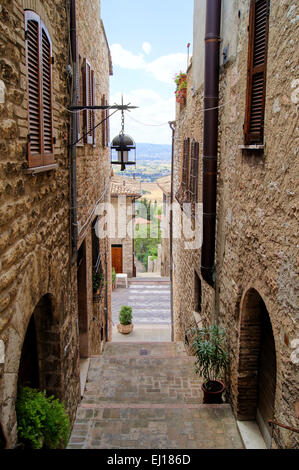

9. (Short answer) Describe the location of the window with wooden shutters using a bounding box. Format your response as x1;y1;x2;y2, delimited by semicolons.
105;97;110;146
25;10;54;167
102;94;106;147
189;140;199;202
76;54;82;144
91;70;96;146
181;138;190;192
83;60;96;145
83;59;93;144
244;0;270;145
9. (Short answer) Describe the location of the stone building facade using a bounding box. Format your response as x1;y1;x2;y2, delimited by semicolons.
0;0;112;448
172;0;298;449
110;175;141;279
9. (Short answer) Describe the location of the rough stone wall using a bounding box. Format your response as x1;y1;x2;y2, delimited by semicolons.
76;0;112;354
173;1;299;449
110;196;135;278
0;0;80;447
172;64;215;344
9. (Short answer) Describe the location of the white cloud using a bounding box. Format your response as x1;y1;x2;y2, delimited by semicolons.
110;44;145;70
142;42;152;55
110;43;187;84
145;53;187;84
109;90;175;145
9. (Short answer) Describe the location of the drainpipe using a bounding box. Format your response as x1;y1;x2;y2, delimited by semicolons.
201;0;222;287
70;0;78;263
169;121;175;342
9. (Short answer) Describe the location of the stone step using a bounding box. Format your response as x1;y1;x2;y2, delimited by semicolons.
68;403;243;449
103;341;186;358
81;352;202;405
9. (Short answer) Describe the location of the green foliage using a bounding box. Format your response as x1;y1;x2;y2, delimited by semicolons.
191;325;229;390
16;386;70;449
119;306;132;325
93;271;104;293
112;267;116;286
134;197;162;270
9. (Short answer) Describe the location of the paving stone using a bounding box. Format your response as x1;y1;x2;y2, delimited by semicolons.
68;341;244;449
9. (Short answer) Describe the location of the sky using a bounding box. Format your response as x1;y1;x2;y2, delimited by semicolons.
101;0;194;145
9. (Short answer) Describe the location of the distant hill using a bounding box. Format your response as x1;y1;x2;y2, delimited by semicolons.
113;142;172;182
135;143;171;162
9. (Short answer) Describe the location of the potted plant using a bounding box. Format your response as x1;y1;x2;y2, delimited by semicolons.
117;305;133;334
174;72;187;104
191;324;229;404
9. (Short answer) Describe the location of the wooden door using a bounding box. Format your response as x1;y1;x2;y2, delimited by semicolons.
257;301;276;447
112;245;123;273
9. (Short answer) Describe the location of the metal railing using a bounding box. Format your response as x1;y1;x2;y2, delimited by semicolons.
269;420;299;434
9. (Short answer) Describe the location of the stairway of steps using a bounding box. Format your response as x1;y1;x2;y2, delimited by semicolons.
68;342;244;449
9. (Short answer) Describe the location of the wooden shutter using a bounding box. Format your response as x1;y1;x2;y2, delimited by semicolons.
189;140;199;202
41;24;54;164
25;11;42;167
76;53;81;143
25;11;54;167
181;138;190;191
91;70;96;146
83;59;93;144
106;97;110;146
244;0;270;145
102;94;106;147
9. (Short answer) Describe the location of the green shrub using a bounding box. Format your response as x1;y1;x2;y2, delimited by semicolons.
119;306;132;325
16;386;70;449
112;267;116;286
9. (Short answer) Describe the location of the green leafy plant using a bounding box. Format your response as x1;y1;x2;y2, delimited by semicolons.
119;306;132;325
191;325;229;391
16;386;70;449
93;271;104;293
112;267;116;286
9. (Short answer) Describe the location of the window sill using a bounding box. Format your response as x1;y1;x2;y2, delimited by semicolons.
23;163;58;175
239;144;265;150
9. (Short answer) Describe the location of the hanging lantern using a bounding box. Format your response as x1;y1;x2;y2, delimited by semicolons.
111;133;136;171
110;96;136;171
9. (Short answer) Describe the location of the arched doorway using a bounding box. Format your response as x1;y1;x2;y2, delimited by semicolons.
237;289;277;448
18;294;62;398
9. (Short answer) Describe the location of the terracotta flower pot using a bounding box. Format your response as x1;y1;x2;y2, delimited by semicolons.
117;323;133;334
201;380;225;404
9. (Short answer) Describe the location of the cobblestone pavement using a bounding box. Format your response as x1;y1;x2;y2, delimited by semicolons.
112;279;171;326
68;342;244;449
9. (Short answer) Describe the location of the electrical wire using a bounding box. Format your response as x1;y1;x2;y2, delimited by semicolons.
122;89;245;128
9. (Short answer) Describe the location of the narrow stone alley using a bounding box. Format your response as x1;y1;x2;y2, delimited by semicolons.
68;342;243;449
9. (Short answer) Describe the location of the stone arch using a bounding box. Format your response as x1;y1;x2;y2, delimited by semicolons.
237;288;277;447
18;293;62;398
22;0;56;39
0;247;65;447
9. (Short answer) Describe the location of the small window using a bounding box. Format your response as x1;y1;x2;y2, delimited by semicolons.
244;0;270;145
194;270;202;313
25;10;54;168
